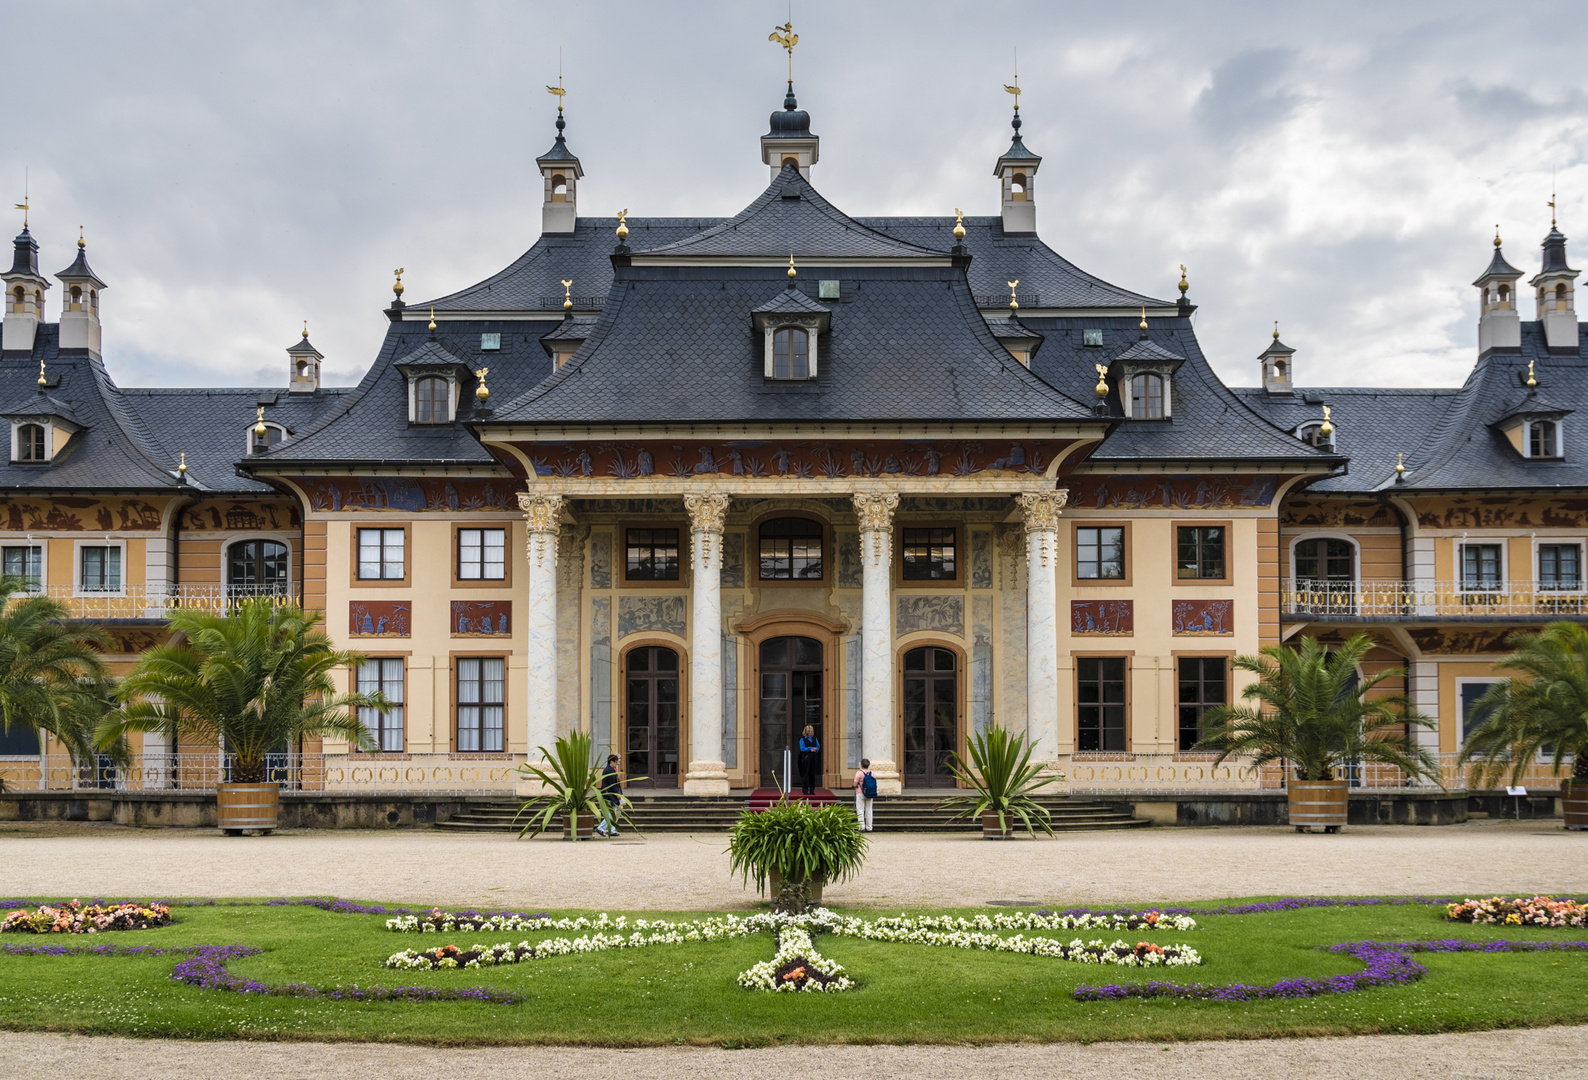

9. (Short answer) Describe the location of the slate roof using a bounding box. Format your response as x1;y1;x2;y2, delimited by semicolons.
752;285;831;316
491;264;1095;425
1474;243;1523;283
0;388;85;426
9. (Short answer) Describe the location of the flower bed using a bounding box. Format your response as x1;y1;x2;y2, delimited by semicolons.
1445;896;1587;928
737;926;852;992
1;900;171;935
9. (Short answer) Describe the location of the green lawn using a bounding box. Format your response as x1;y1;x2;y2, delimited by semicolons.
0;897;1585;1045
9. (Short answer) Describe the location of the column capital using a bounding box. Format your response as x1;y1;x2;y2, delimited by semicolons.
851;491;900;531
519;492;567;567
1015;490;1067;532
683;492;731;534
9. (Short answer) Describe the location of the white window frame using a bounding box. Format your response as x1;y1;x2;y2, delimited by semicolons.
457;527;507;581
223;535;294;591
408;375;457;423
1524;419;1563;459
74;539;127;597
1287;532;1362;589
356;657;405;753
1;541;47;591
10;420;51;463
1533;537;1586;594
243;422;288;456
356;528;406;581
1123;369;1172;419
762;319;821;380
1456;538;1507;594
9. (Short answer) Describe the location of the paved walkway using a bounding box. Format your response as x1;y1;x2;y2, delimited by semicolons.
1;817;1582;909
3;1029;1586;1079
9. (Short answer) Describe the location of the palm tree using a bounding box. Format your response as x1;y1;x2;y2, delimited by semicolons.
99;599;383;781
1460;621;1588;788
1193;633;1441;784
0;573;111;766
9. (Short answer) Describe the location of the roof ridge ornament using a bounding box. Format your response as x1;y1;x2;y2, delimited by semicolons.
787;253;796;281
1139;305;1148;339
1319;404;1333;438
177;451;188;483
37;357;46;389
1527;358;1538;389
1395;452;1405;483
1094;363;1108;400
561;279;573;312
428;307;437;338
13;168;27;228
254;406;268;437
616;209;629;242
953;208;966;241
1007;279;1018;311
475;366;490;404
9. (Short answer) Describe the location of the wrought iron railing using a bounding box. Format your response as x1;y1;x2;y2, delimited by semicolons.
537;295;605;311
0;752;518;795
1283;579;1588;620
1065;752;1570;795
11;584;301;621
975;291;1040;310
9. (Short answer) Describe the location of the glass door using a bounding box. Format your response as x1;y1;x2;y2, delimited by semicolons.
758;636;822;789
625;647;680;787
902;646;958;786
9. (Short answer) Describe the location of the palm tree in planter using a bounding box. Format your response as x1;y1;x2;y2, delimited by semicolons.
1193;633;1440;833
1459;622;1588;830
939;725;1063;839
98;599;384;834
514;730;644;841
0;574;112;786
728;798;868;912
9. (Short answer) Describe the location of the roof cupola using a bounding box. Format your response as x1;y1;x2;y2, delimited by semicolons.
994;77;1041;236
761;23;818;180
56;228;107;355
287;322;323;393
536;79;583;236
1260;322;1296;394
1474;226;1523;353
1531;200;1579;351
2;216;49;354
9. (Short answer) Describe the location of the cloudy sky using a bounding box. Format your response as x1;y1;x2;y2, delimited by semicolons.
3;1;1585;392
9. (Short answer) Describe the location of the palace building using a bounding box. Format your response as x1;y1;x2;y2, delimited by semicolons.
0;69;1582;801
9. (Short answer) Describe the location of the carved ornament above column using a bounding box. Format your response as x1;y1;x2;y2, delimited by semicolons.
519;492;567;567
684;493;732;570
851;492;900;532
1015;490;1067;533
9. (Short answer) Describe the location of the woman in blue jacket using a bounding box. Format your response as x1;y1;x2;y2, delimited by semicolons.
797;725;821;796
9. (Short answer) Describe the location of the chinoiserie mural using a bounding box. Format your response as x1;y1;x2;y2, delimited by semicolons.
1171;599;1234;636
452;600;512;637
896;595;964;637
1067;474;1279;510
349;601;412;637
617;595;688;639
523;439;1069;480
297;477;517;513
1071;600;1133;636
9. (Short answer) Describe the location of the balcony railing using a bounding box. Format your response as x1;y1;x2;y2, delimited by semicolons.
1066;752;1569;795
1283;578;1588;620
1;752;519;795
11;584;301;621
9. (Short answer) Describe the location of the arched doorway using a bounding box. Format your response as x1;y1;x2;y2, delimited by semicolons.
758;636;822;789
902;646;958;787
624;646;680;788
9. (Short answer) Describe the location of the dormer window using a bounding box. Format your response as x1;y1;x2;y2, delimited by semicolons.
773;328;809;380
1297;421;1332;448
414;375;451;424
1129;373;1165;419
1529;420;1560;458
248;423;285;455
15;423;45;462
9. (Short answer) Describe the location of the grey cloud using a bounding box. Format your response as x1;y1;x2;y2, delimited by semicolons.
1194;48;1306;144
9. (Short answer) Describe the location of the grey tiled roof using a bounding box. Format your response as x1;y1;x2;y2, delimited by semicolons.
492;265;1094;425
1474;244;1523;283
752;286;831;316
0;389;85;426
1113;337;1184;364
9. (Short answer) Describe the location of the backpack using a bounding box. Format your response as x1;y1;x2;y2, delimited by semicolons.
861;771;877;799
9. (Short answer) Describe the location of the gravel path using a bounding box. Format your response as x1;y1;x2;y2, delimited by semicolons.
3;1029;1586;1079
1;818;1582;909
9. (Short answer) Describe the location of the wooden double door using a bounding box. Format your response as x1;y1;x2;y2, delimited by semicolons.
758;636;823;789
625;646;679;788
902;646;958;787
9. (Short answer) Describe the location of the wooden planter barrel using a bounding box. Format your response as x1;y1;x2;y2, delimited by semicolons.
982;811;1015;839
562;811;596;840
767;869;824;906
1288;779;1349;833
1564;780;1588;831
216;782;280;835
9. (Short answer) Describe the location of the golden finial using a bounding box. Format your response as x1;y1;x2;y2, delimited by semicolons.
393;268;404;298
1273;320;1280;340
301;320;309;339
1139;306;1148;332
254;406;267;437
561;279;573;311
1494;224;1502;248
546;82;566;109
1178;263;1188;295
178;452;187;476
37;357;46;388
1527;358;1537;388
1550;189;1557;228
1094;363;1108;399
787;254;797;280
77;226;85;250
1395;452;1405;477
1007;279;1019;311
474;366;490;403
769;21;799;81
1003;70;1021;112
1319;405;1333;437
616;208;629;241
952;208;966;241
428;307;437;333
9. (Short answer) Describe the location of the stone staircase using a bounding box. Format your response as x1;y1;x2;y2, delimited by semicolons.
435;792;1150;833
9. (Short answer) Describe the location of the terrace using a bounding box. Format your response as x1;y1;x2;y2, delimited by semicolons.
1282;579;1588;622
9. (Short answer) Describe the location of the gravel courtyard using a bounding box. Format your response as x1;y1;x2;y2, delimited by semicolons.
1;817;1583;909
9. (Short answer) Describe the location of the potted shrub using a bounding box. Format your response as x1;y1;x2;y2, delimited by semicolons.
728;797;867;912
515;730;641;840
0;572;112;768
1194;633;1440;833
99;599;384;835
939;725;1062;839
1459;622;1588;830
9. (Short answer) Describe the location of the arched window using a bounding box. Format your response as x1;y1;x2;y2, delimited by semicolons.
1130;374;1164;419
1297;422;1329;447
550;173;567;202
228;539;290;595
11;285;23;312
772;328;809;380
781;155;800;170
1499;283;1511;304
1529;420;1559;458
68;284;82;310
414;376;449;423
759;517;823;580
1011;171;1027;201
1557;283;1569;307
249;424;283;455
15;424;44;462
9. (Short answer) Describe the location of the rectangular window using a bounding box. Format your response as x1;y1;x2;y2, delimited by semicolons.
1083;329;1104;347
3;545;42;588
1460;543;1502;590
1530;421;1558;458
480;332;501;351
1077;656;1127;752
1176;526;1226;580
625;528;681;581
457;528;506;581
758;518;823;581
1460;681;1501;744
80;545;121;592
1076;526;1125;580
901;528;956;581
1177;657;1227;752
457;657;505;753
1539;543;1582;590
357;528;405;581
356;658;405;753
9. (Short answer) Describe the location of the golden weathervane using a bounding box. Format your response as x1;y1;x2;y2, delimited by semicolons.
1007;279;1019;311
1319;405;1334;438
475;367;491;403
953;208;966;241
254;407;268;437
561;279;573;311
393;268;404;298
769;22;798;80
1094;363;1108;399
616;209;629;242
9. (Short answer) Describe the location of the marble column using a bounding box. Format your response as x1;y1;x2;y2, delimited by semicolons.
853;492;901;794
683;493;731;794
518;493;565;773
1017;491;1066;767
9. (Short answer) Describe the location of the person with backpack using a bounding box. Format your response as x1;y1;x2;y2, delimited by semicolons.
853;757;876;832
595;754;623;837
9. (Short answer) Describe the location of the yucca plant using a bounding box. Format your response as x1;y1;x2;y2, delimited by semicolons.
0;573;112;764
727;798;867;910
1460;622;1588;789
939;725;1062;837
515;730;643;840
1193;633;1441;784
